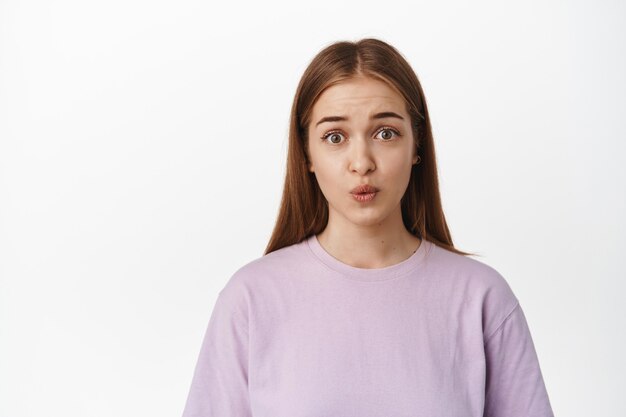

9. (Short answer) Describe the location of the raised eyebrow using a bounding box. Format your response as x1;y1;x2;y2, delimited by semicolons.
315;111;404;127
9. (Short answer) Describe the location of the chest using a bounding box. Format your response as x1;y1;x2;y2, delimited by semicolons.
246;285;487;417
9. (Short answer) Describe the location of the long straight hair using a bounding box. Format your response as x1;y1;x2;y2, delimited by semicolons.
264;38;474;257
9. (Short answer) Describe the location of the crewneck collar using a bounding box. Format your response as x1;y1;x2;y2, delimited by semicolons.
305;233;431;282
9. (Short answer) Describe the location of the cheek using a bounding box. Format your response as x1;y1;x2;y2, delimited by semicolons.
314;161;343;194
384;150;413;173
382;157;414;194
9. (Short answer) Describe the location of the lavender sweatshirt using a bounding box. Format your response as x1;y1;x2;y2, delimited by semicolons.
182;234;554;417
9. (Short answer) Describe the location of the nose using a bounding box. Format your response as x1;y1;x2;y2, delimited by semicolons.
348;138;376;175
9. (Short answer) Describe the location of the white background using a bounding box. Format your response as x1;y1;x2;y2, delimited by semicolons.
1;0;624;416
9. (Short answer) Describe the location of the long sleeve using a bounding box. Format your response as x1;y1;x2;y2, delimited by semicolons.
483;302;554;417
181;284;252;417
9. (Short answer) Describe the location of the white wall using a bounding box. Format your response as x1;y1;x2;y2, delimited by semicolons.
1;0;624;416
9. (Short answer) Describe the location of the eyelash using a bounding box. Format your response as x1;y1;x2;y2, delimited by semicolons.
321;126;401;144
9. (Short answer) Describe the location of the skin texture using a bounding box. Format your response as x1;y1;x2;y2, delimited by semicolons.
307;75;422;268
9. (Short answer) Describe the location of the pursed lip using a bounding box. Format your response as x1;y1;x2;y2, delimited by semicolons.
350;184;379;194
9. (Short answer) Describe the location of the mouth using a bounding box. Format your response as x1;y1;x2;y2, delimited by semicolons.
352;191;377;202
350;184;379;203
350;184;379;194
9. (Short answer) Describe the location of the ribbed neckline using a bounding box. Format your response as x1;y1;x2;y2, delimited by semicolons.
305;233;431;282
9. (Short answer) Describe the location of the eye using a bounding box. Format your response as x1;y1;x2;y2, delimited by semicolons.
375;126;401;141
320;126;401;145
321;130;345;145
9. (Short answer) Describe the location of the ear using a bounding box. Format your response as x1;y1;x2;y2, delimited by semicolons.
304;148;315;172
412;141;420;164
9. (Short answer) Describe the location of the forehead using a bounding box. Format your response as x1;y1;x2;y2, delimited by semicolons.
312;76;406;115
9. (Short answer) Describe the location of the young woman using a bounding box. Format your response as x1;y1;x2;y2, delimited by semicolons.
182;38;554;417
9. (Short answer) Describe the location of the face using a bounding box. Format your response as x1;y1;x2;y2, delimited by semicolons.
307;75;419;230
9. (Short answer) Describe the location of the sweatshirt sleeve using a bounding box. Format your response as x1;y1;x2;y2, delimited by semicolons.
181;282;252;417
483;301;554;417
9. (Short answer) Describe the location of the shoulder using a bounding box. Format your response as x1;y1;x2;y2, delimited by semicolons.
218;238;309;298
427;242;515;293
426;241;520;337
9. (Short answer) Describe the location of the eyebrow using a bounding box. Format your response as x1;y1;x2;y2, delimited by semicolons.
315;111;405;127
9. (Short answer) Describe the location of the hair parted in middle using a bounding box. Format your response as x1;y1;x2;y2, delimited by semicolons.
264;38;474;257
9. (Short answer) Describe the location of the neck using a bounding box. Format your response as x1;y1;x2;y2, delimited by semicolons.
316;216;421;269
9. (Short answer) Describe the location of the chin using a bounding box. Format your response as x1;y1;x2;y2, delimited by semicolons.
346;211;389;227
